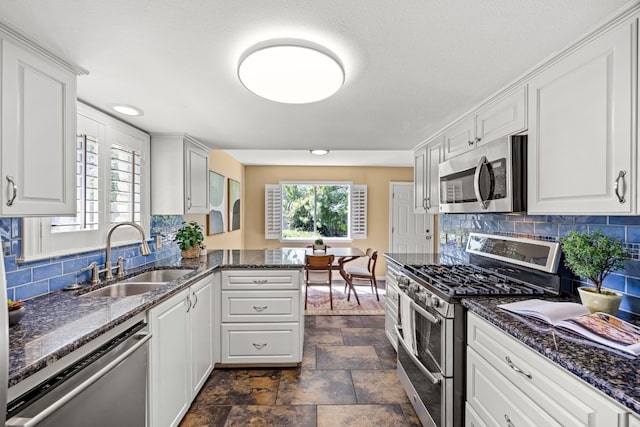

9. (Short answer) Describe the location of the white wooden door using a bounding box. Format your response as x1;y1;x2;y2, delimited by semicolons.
527;18;634;214
390;182;434;253
1;39;77;215
149;289;191;427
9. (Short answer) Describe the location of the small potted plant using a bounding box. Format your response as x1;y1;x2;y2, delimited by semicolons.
560;230;626;314
174;221;204;259
7;299;25;326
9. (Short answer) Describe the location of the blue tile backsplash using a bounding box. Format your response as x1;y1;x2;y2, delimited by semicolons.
1;215;183;301
439;213;640;315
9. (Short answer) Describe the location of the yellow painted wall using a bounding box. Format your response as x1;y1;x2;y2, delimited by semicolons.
185;150;245;249
243;165;414;275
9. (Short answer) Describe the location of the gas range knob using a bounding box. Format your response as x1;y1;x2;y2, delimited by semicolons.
430;297;441;309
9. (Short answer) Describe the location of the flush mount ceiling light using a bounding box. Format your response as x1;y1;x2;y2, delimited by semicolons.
238;42;345;104
110;104;144;116
310;149;330;156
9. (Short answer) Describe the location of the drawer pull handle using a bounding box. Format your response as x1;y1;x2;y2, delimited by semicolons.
253;279;268;284
6;176;17;207
253;305;268;312
505;356;532;379
504;414;515;427
253;343;267;350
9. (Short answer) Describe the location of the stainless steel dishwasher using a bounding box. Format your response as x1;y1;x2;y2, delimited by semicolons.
6;321;151;427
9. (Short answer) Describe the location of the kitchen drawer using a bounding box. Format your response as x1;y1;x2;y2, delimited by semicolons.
468;313;626;426
385;281;399;313
221;290;300;322
221;270;300;290
465;402;489;427
221;323;301;364
467;347;560;427
384;305;398;351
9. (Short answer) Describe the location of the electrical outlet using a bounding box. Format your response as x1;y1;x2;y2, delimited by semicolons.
439;232;447;244
2;241;10;256
456;235;463;247
155;235;162;248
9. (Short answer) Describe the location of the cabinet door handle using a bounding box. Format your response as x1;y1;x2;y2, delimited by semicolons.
474;137;482;144
253;305;268;312
6;176;17;206
505;356;532;379
468;139;474;146
186;295;192;313
614;170;626;203
253;279;268;284
252;343;267;350
504;414;515;427
192;291;198;309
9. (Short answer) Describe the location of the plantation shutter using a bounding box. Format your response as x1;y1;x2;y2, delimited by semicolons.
265;184;282;239
350;185;367;239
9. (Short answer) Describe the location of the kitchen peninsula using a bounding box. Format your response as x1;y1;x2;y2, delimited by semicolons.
6;249;307;425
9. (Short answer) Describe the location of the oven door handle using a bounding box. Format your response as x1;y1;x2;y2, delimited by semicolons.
395;325;442;385
409;298;441;325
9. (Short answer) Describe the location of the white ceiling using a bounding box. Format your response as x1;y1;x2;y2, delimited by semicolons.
0;0;632;166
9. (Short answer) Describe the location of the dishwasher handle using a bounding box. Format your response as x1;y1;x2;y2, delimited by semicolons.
6;330;151;427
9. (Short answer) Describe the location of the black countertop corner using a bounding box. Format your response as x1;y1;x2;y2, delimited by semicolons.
463;297;640;415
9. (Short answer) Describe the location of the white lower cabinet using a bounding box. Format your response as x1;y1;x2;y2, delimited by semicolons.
219;269;303;365
467;312;628;426
630;415;640;427
148;276;214;427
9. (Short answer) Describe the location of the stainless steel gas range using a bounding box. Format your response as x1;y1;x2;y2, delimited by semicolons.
394;233;562;427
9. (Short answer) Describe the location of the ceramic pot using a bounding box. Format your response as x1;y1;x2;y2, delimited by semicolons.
9;306;26;326
577;286;622;315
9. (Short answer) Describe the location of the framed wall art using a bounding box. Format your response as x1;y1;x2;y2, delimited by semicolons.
228;178;241;231
207;171;226;235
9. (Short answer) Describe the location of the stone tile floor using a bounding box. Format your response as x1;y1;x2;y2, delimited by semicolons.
179;315;421;427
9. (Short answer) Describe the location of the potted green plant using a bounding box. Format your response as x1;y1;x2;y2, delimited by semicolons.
174;221;204;259
560;230;626;314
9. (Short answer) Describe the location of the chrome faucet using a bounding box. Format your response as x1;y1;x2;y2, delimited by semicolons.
104;222;151;280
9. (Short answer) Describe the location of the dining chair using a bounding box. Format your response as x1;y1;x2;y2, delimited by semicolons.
339;248;379;302
304;254;336;310
307;243;330;252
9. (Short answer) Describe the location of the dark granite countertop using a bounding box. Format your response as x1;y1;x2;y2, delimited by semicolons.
463;296;640;415
8;248;307;389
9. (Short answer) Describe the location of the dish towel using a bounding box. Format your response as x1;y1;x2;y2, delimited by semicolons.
400;292;416;355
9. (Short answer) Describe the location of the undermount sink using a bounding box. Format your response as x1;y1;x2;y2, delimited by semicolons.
120;269;194;284
81;269;194;298
82;283;167;298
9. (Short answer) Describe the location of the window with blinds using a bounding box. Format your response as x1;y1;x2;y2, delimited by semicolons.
110;144;142;225
51;133;100;233
264;183;367;240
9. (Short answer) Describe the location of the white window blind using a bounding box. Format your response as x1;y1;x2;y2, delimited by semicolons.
350;185;367;239
110;144;142;225
265;184;282;239
51;133;100;233
264;183;367;240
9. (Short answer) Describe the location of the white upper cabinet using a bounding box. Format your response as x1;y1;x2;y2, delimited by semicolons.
0;36;83;216
151;134;210;215
442;86;527;161
413;145;427;213
527;17;636;215
425;137;443;214
414;135;443;214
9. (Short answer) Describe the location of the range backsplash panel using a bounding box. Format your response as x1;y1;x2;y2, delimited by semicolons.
439;213;640;315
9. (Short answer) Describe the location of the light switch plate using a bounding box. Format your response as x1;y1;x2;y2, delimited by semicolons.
439;232;447;244
156;235;162;248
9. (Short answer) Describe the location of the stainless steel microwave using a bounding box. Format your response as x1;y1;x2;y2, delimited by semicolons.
438;135;526;213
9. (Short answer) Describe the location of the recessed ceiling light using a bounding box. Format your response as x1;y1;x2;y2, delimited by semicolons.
111;104;144;116
238;42;344;104
310;149;330;156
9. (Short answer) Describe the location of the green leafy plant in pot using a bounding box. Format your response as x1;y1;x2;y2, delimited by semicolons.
175;221;204;259
560;230;626;314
